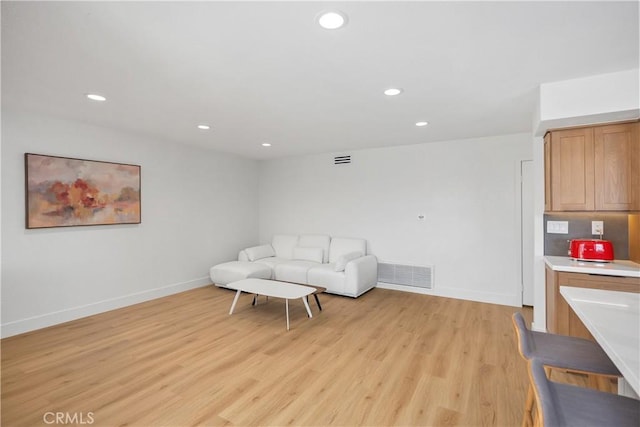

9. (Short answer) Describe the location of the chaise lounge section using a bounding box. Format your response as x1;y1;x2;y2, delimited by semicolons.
210;234;378;297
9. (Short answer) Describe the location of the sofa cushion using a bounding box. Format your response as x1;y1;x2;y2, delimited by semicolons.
298;234;331;263
292;247;324;263
245;244;276;261
209;261;272;285
334;251;363;272
274;260;319;284
271;234;299;259
307;264;346;295
329;237;367;263
253;256;288;271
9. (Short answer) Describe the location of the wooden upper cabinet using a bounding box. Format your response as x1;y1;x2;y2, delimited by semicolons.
594;122;639;211
545;121;640;212
544;133;552;212
550;127;595;211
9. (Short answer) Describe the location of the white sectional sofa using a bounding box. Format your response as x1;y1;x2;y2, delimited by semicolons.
210;234;378;298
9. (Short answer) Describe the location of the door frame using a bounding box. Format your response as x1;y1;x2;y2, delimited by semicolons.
516;159;534;306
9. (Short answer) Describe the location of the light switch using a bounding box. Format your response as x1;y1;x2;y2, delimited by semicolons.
547;221;569;234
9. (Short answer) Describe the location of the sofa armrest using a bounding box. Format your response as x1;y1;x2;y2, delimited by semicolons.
344;255;378;296
238;250;249;262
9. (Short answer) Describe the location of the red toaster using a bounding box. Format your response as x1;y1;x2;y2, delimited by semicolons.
569;239;614;262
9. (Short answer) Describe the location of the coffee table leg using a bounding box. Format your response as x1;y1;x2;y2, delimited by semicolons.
313;294;322;311
302;297;313;318
229;290;242;315
286;299;290;331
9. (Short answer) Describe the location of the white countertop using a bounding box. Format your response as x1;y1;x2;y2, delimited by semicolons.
560;286;640;396
545;256;640;278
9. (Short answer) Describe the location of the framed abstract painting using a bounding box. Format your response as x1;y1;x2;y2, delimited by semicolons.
25;153;141;229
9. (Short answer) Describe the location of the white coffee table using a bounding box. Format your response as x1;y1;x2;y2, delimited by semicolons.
227;278;316;330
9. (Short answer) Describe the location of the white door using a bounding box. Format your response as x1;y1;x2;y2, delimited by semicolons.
521;160;534;306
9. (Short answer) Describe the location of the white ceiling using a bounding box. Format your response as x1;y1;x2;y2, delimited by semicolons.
2;1;638;160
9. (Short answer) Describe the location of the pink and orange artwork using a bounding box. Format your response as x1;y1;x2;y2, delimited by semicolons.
25;153;141;229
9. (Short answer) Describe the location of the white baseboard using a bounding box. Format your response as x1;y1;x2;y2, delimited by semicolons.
375;282;522;307
618;378;640;399
1;277;211;338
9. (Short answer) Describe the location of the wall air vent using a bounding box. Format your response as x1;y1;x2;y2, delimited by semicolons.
334;155;351;165
378;262;434;289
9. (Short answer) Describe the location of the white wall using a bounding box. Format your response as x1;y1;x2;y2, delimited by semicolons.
1;111;259;337
534;68;640;135
259;133;532;306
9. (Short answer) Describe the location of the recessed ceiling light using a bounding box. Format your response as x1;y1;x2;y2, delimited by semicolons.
262;143;272;147
317;11;348;30
384;88;403;96
86;93;106;102
197;124;210;130
416;121;429;127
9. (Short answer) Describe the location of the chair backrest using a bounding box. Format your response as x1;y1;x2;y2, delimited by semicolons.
512;312;534;360
529;358;563;427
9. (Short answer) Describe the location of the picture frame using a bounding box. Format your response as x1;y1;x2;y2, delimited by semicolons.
25;153;141;229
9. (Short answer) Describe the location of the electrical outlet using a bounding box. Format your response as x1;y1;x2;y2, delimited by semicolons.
592;221;604;236
547;221;569;234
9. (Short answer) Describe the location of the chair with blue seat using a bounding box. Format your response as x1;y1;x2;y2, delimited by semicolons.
511;312;621;427
528;357;639;427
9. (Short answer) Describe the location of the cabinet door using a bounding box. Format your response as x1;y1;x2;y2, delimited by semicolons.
544;133;552;212
594;122;640;211
551;128;595;211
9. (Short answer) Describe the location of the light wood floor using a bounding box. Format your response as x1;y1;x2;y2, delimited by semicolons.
2;286;550;426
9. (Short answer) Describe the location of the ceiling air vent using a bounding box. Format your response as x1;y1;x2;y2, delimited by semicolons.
334;155;351;165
